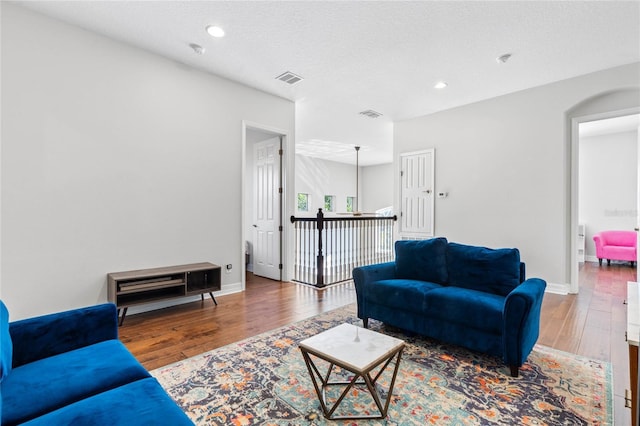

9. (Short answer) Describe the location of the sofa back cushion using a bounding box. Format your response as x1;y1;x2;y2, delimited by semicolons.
1;300;13;382
395;238;448;284
601;230;637;247
447;242;521;296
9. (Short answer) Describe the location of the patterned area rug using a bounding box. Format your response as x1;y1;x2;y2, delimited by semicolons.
151;304;612;425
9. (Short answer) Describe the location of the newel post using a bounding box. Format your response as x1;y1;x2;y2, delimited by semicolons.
316;208;325;287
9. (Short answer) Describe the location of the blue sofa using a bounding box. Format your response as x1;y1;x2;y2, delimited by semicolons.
0;301;193;425
353;238;546;377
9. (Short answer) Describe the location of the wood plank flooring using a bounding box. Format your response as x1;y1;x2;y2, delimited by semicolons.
119;262;637;424
118;274;356;370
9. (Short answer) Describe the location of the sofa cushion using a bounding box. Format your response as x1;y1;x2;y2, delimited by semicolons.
0;301;12;382
423;287;505;334
602;245;636;260
1;340;150;425
395;238;448;284
21;377;193;425
365;279;444;312
9;303;118;368
447;242;521;296
602;230;637;247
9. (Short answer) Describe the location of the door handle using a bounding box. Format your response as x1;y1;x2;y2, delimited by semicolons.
253;224;258;228
423;190;432;194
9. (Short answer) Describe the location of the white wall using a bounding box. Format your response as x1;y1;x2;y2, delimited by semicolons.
1;4;295;319
294;155;393;216
579;131;638;259
394;63;640;288
361;163;394;213
295;155;360;215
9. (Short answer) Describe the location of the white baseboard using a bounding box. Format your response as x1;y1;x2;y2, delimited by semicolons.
545;282;570;295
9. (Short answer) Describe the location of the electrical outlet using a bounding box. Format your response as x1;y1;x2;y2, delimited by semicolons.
225;264;232;274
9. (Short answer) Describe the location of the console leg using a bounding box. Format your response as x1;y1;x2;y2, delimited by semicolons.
209;292;218;306
363;318;369;329
118;307;128;327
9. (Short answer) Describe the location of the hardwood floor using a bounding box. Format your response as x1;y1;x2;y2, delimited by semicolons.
119;273;356;370
120;263;637;424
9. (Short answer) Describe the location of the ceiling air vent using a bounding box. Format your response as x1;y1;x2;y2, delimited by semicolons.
359;109;383;119
275;71;304;85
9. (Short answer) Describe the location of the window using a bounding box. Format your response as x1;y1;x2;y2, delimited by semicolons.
324;195;335;212
297;193;309;211
346;196;356;213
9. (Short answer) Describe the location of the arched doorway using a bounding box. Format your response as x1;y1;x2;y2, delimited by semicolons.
567;89;640;293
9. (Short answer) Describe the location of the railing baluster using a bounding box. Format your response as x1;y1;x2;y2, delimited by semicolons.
290;210;397;286
338;220;347;281
308;223;312;284
306;221;312;285
350;220;355;272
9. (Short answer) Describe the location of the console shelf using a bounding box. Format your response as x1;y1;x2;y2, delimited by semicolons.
108;262;221;325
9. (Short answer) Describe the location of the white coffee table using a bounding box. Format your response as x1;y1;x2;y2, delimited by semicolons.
298;323;405;420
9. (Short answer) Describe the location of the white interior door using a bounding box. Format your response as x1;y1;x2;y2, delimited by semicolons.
400;149;435;236
253;137;281;280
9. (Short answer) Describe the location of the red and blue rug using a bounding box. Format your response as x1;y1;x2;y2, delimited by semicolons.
152;304;612;425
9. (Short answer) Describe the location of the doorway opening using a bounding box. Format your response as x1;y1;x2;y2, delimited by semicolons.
570;108;640;293
243;122;288;289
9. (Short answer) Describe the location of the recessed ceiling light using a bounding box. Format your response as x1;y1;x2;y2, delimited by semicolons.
206;25;225;38
434;81;448;89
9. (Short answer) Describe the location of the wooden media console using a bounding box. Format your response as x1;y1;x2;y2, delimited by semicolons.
108;262;221;325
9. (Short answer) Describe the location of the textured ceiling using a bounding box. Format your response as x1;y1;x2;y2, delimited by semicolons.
14;1;640;165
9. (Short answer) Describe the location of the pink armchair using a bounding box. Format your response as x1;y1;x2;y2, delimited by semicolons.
593;230;637;266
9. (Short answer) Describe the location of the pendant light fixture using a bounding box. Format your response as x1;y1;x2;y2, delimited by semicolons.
354;146;361;215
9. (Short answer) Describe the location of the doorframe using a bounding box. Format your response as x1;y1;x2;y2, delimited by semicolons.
569;106;640;293
398;148;435;238
242;121;290;290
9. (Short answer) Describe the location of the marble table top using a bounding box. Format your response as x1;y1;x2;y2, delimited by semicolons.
299;323;405;373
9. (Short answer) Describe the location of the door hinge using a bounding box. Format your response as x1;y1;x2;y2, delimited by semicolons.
279;225;283;231
278;149;283;156
279;263;283;270
400;170;404;177
625;389;633;408
278;187;283;194
400;211;403;217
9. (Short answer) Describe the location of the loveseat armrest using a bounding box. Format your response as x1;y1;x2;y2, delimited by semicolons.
10;303;119;367
593;234;605;258
353;262;397;321
353;262;397;284
502;278;546;375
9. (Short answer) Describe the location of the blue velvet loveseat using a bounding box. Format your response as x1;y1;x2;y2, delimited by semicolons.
353;238;546;377
0;301;193;425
